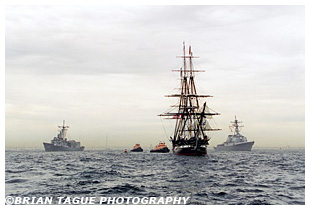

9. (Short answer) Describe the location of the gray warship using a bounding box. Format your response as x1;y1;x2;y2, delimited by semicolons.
214;116;254;151
43;120;85;151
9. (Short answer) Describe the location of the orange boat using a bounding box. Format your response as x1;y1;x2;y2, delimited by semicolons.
130;144;143;152
150;142;170;153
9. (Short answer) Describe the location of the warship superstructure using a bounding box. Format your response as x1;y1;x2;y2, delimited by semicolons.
214;116;254;151
160;43;221;156
43;120;85;151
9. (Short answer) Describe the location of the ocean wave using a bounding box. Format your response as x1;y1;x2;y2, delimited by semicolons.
5;149;305;205
6;178;28;184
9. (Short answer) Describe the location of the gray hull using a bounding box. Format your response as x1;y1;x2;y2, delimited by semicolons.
214;141;254;151
43;143;84;151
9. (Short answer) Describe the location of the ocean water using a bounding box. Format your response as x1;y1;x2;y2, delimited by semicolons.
5;148;305;205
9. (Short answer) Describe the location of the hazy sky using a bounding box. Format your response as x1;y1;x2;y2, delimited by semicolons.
5;5;305;148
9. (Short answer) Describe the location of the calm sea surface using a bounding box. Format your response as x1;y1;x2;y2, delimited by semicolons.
5;148;305;205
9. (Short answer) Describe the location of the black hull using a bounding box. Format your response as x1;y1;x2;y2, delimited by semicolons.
150;147;170;153
43;143;85;151
130;148;143;152
173;146;207;156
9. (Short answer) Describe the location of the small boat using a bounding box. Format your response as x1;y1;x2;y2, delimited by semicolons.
150;142;170;153
130;144;143;152
124;149;128;153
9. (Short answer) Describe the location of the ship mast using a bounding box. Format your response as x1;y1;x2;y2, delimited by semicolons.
58;120;69;140
231;116;243;135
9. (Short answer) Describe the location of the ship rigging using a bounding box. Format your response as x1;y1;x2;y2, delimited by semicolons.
159;43;221;156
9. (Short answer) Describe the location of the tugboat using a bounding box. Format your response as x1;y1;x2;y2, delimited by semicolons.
43;120;85;151
150;142;170;153
130;144;143;152
214;116;254;151
159;43;221;156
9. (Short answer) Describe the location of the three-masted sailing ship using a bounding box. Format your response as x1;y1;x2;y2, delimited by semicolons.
159;43;220;156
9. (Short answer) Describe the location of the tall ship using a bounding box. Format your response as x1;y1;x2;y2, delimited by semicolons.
159;43;221;156
150;142;170;153
43;120;85;151
130;144;143;152
214;116;254;151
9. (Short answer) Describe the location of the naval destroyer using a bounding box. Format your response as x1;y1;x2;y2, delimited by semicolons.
214;116;254;151
43;120;85;151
